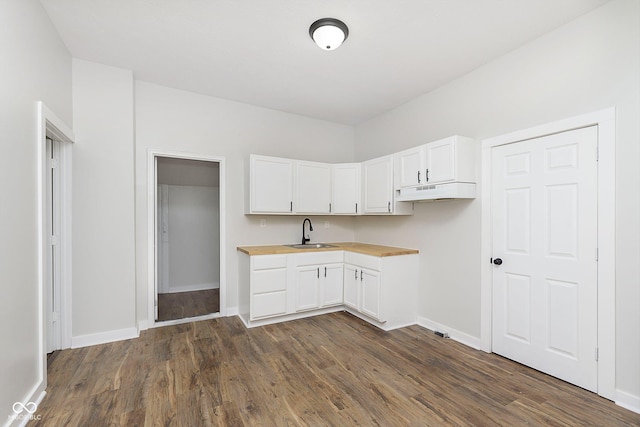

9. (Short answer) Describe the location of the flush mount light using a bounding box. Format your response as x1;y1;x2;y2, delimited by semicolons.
309;18;349;51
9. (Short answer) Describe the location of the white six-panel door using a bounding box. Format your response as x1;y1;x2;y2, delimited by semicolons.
491;126;598;392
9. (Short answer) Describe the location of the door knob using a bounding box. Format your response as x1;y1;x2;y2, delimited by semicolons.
493;258;503;265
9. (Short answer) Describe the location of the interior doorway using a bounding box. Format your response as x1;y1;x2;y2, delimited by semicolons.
38;102;74;395
150;153;226;324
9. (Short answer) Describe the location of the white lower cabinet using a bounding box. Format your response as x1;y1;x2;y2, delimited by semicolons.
343;260;384;322
360;268;382;320
321;264;344;307
239;249;417;330
343;252;418;329
248;254;288;320
294;252;344;312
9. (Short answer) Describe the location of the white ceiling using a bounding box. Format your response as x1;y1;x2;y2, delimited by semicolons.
40;0;610;125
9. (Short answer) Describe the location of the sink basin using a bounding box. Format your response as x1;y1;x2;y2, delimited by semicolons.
286;243;336;249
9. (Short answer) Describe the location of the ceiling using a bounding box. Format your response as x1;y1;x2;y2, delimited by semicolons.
40;0;610;125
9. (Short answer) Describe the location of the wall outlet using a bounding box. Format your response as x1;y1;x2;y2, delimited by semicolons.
324;221;330;229
260;219;267;228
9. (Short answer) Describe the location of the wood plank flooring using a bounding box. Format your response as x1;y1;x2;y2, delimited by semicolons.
31;312;639;426
157;289;220;321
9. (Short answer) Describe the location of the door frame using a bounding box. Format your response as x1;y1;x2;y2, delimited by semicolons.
147;149;226;327
480;108;615;400
37;102;74;386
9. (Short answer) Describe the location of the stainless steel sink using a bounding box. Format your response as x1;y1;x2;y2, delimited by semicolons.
286;243;336;249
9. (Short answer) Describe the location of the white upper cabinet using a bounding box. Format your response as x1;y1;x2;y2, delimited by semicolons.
395;146;425;188
296;161;332;214
249;155;293;214
362;155;412;215
332;163;361;215
394;136;477;190
362;155;394;214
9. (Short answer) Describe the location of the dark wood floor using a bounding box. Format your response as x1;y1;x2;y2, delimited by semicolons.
157;288;220;321
32;312;639;426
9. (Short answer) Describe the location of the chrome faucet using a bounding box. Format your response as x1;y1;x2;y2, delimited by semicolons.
301;218;313;245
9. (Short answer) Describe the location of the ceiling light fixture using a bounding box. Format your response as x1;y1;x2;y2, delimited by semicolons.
309;18;349;51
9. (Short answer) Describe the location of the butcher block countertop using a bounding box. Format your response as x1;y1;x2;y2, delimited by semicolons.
237;242;418;257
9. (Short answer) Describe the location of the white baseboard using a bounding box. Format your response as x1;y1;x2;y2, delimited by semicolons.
225;306;238;317
5;383;46;427
417;316;481;350
616;389;640;414
162;282;219;294
71;327;139;349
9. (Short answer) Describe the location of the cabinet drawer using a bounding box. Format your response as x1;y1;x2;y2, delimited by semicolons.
252;268;287;293
252;291;287;319
252;254;287;270
294;251;343;266
344;252;381;271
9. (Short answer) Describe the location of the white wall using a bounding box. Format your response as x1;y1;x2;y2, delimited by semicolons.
162;185;220;293
0;0;72;422
71;59;137;340
354;0;640;401
134;82;357;323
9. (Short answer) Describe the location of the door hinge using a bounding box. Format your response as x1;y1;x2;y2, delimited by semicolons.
50;159;58;169
595;347;599;361
50;235;58;246
596;145;599;162
595;247;599;261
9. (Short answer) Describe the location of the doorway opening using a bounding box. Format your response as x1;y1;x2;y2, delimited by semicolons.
148;152;226;326
38;102;74;392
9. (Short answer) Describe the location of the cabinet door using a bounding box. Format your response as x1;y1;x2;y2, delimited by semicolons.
343;264;359;309
251;155;293;213
425;138;456;184
361;268;382;321
297;161;331;214
332;164;361;214
396;146;424;188
362;155;394;214
296;265;320;311
321;264;344;307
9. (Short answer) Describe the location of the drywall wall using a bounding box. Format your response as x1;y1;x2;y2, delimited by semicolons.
354;0;639;401
71;59;137;339
160;185;220;293
157;157;220;187
0;0;72;422
134;81;357;324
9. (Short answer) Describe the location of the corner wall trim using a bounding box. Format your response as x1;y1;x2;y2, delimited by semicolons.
71;327;139;349
416;316;481;350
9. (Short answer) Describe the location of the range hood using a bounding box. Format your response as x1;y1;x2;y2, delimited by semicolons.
395;182;476;202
